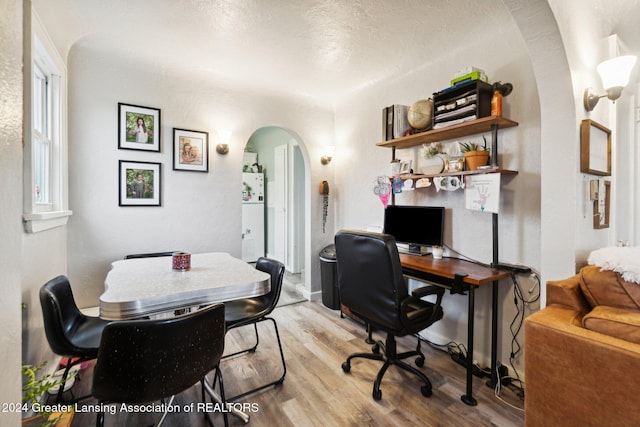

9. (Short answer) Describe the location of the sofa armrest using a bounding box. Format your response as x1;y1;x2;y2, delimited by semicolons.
525;306;640;426
546;274;590;313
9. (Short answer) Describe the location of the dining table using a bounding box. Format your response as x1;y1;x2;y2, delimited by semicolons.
100;251;271;320
100;251;271;424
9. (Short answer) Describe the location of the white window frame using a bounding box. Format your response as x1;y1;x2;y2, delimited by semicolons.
23;9;72;233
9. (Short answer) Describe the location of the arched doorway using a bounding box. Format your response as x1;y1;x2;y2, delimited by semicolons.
242;126;308;304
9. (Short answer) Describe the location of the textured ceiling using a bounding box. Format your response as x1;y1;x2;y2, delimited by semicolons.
32;0;512;106
33;0;640;107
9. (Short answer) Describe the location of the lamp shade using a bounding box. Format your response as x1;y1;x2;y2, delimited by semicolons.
597;55;637;92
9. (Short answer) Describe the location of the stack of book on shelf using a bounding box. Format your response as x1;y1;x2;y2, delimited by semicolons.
382;104;409;141
432;80;493;129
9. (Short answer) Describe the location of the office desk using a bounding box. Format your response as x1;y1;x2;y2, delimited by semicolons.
400;254;510;406
101;252;271;320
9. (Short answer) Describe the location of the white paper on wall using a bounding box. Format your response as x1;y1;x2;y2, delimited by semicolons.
464;173;501;213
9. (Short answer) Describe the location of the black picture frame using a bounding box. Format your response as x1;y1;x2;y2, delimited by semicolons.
118;103;161;152
173;128;209;172
119;160;162;206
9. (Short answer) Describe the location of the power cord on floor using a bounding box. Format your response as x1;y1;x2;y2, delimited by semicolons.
438;243;542;409
493;270;540;410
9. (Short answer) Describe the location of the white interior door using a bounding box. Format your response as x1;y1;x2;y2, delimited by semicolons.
273;144;288;265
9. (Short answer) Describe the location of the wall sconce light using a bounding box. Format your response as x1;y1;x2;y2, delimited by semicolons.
584;55;637;111
216;130;231;155
321;146;335;165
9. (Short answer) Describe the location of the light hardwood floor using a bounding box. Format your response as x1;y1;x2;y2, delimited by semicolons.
70;300;524;426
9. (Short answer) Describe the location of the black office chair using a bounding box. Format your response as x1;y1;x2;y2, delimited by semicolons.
92;304;227;427
39;275;111;404
334;229;445;401
221;257;286;401
124;251;175;259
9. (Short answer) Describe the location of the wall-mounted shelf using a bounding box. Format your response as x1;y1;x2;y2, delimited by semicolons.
395;167;517;182
376;116;519;150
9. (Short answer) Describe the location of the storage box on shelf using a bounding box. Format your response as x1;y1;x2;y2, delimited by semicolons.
432;80;494;129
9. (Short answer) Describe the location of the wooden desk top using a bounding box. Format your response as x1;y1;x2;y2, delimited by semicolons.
399;254;510;286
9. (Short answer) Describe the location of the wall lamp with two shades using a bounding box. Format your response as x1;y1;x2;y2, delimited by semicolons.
584;55;637;111
321;146;335;165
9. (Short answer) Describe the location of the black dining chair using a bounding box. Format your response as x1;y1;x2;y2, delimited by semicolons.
221;257;286;401
92;304;228;427
335;229;445;401
39;275;111;403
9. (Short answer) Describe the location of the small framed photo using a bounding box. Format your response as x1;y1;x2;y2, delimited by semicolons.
447;158;464;173
399;159;412;174
119;160;161;206
118;103;161;152
173;128;209;172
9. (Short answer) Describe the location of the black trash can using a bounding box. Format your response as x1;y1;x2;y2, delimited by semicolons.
319;244;340;310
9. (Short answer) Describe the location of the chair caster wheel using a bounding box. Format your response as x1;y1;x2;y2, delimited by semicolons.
415;356;425;367
373;388;382;400
372;343;380;354
342;362;351;373
421;385;432;397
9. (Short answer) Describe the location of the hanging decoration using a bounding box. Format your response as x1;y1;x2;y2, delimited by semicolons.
373;175;392;208
319;181;330;233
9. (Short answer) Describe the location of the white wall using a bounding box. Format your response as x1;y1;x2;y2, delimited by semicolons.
0;0;25;421
333;5;540;371
548;1;637;261
66;45;334;307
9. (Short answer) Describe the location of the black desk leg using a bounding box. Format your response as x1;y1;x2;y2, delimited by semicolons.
487;280;499;388
461;285;478;406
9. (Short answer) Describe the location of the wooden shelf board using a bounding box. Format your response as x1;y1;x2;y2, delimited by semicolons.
377;116;519;150
395;167;518;181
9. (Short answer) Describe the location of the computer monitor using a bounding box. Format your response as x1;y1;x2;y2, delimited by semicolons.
383;205;445;255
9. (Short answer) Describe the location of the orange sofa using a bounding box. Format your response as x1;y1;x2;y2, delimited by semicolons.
524;265;640;427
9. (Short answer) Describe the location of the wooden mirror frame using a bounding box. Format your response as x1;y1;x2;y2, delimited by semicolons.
580;119;611;176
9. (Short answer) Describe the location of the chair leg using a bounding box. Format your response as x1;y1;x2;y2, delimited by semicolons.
55;356;94;404
221;322;260;360
203;367;229;427
156;395;175;427
225;317;287;401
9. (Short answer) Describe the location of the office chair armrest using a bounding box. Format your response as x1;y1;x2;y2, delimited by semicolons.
400;286;445;333
411;285;445;300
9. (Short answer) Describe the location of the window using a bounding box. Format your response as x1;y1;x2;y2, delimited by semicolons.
23;10;72;232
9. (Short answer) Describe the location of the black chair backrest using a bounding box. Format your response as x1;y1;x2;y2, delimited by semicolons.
40;275;94;356
92;304;225;404
335;229;409;333
254;257;285;314
124;251;175;259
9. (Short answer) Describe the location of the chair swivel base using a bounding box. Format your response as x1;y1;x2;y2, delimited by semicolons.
341;335;433;401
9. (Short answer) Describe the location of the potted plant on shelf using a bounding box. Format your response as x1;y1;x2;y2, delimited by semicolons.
22;362;74;426
459;137;489;171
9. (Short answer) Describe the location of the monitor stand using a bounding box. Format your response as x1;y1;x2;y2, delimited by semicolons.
397;244;430;256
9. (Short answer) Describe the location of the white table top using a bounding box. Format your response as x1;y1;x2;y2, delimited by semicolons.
100;252;271;320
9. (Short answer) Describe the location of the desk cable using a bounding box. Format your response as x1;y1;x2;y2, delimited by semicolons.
442;242;541;410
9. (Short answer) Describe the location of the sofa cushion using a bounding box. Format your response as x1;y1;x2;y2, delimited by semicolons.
546;273;590;313
579;265;640;310
583;306;640;345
